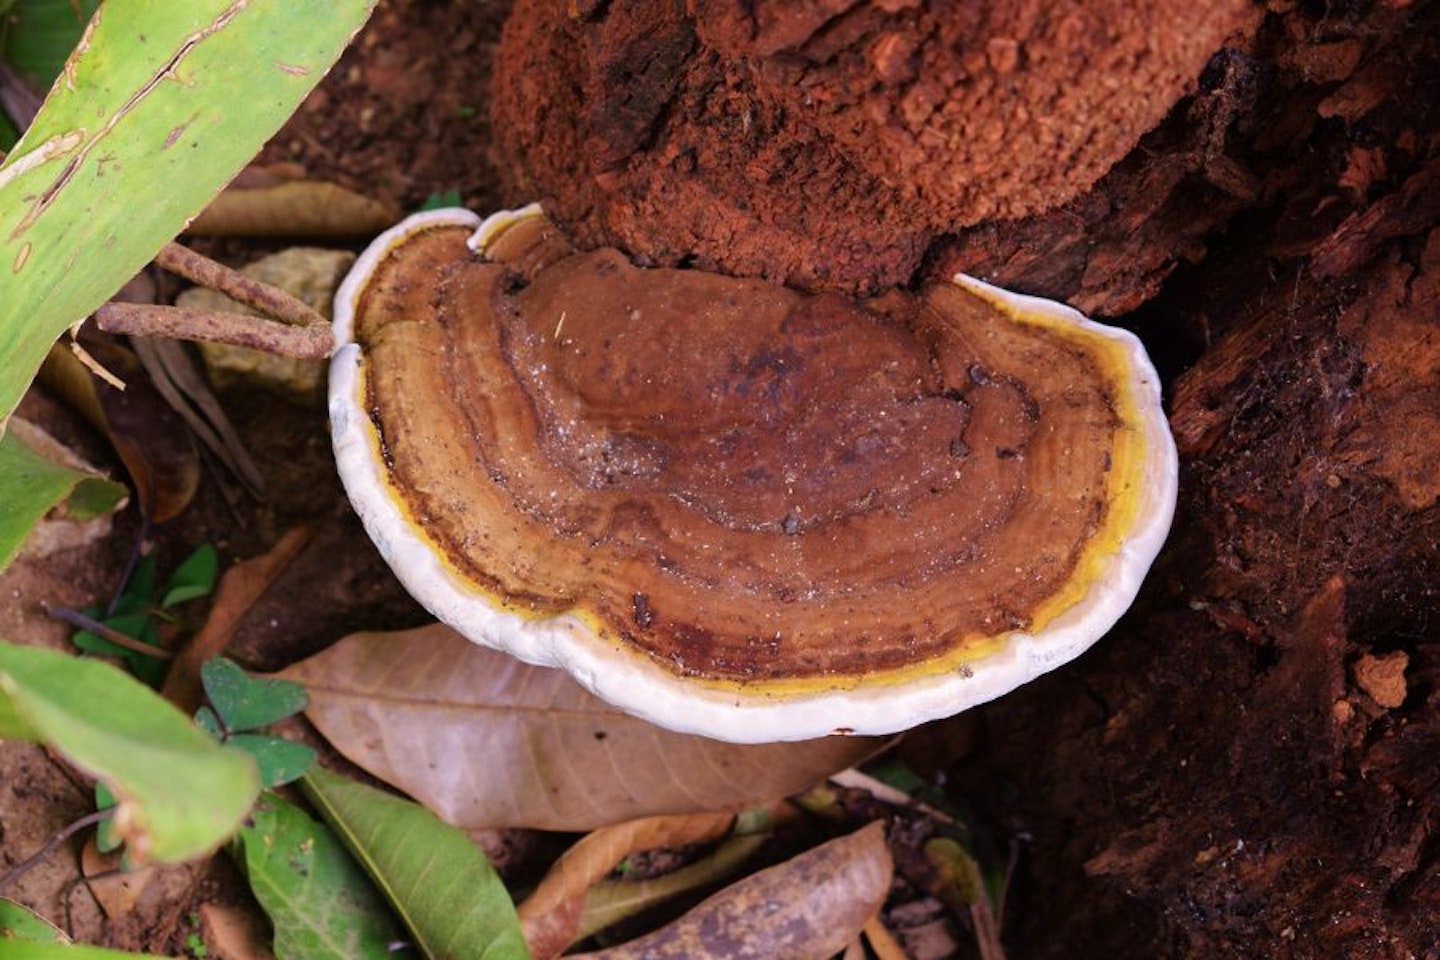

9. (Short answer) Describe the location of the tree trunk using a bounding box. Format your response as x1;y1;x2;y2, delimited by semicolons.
489;1;1440;954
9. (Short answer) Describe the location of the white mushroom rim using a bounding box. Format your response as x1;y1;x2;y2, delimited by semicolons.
329;206;1180;744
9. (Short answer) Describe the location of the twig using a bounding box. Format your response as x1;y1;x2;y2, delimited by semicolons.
45;605;174;661
155;242;327;328
0;808;113;893
107;515;151;617
95;303;333;360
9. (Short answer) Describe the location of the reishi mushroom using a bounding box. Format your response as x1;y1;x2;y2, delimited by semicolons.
329;205;1178;743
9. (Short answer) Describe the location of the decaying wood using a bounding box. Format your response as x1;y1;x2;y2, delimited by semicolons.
488;0;1440;954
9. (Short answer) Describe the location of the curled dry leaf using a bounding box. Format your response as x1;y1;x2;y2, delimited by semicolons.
519;810;737;960
282;624;883;830
160;527;313;716
39;339;200;523
188;175;400;239
575;834;770;946
568;821;893;960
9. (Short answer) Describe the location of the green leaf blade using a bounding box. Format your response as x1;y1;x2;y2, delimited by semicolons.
233;793;403;960
0;0;377;425
161;543;219;606
0;430;126;570
201;657;309;732
0;641;259;863
228;733;316;788
0;896;67;943
302;766;531;960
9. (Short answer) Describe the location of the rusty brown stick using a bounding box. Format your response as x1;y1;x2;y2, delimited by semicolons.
95;303;333;360
155;241;327;328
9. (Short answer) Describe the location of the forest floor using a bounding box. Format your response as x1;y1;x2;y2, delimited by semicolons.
2;1;1438;958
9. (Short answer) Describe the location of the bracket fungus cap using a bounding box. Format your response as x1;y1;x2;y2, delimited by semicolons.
330;206;1178;743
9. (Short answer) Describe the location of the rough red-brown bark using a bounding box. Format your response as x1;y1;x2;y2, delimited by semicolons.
935;3;1440;953
491;0;1259;293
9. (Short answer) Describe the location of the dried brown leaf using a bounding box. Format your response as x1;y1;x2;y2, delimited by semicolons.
80;838;149;918
40;340;199;523
519;811;737;960
568;821;893;960
188;178;400;239
160;527;313;715
282;624;883;830
129;337;265;497
864;913;911;960
575;834;770;944
199;901;277;960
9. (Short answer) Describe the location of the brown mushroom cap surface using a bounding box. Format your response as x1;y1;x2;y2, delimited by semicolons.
330;207;1176;741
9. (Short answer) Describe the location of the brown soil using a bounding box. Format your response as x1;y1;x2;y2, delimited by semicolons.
4;0;1438;956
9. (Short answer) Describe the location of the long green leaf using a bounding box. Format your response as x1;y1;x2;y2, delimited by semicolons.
0;641;260;863
0;428;126;569
302;766;531;960
0;0;376;425
232;793;403;960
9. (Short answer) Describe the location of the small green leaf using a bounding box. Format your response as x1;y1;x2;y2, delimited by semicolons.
161;544;219;607
201;658;309;732
232;793;404;960
0;641;259;863
303;766;530;960
419;188;462;211
228;733;316;788
0;431;127;572
0;897;66;942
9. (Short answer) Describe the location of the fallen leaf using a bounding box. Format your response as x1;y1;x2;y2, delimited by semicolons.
863;913;911;960
129;337;265;499
232;792;402;960
199;901;277;960
80;839;149;918
0;418;126;569
40;340;199;523
519;811;737;960
568;822;893;960
301;766;529;960
283;624;883;830
188;177;400;239
576;834;769;946
160;528;313;716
